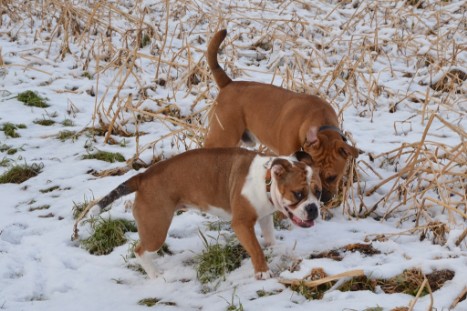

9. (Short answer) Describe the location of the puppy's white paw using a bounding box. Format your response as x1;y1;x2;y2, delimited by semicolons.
255;270;273;280
263;236;276;247
146;269;159;280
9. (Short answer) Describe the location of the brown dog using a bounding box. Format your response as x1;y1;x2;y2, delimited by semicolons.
92;148;321;280
204;29;360;202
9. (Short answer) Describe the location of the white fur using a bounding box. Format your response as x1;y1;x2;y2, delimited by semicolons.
258;215;275;246
136;250;159;279
256;270;273;280
206;205;232;220
240;155;276;219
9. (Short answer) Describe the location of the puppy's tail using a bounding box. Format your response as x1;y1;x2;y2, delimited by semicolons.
95;174;140;213
207;29;232;89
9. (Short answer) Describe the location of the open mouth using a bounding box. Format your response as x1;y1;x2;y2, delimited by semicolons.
284;206;315;228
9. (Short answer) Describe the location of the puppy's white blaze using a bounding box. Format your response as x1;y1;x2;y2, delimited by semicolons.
136;250;159;279
306;166;312;184
241;155;275;219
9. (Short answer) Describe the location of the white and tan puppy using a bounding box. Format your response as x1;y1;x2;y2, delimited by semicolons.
93;148;321;280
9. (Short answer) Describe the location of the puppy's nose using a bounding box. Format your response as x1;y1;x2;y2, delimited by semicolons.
305;203;318;220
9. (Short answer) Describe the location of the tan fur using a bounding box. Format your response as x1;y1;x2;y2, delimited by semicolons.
204;30;359;202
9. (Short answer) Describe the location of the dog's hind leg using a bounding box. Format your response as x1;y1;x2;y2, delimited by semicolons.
204;101;246;148
132;195;174;279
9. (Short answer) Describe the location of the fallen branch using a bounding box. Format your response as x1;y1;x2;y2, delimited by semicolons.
278;269;364;288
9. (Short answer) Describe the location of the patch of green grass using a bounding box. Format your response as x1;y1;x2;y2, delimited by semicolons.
225;288;244;311
255;289;283;298
138;298;160;307
205;220;232;231
290;281;334;300
0;144;21;155
140;33;151;48
82;150;125;163
2;122;21;138
29;205;51;212
273;212;291;230
62;119;74;127
82;71;93;79
157;243;173;256
0;163;42;184
34;119;55;126
137;298;176;307
17;90;49;108
0;157;11;167
196;232;248;284
40;185;60;193
72;198;91;219
57;130;77;141
6;148;17;155
81;217;137;255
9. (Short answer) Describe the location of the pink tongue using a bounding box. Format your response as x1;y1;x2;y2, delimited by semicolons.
291;214;314;228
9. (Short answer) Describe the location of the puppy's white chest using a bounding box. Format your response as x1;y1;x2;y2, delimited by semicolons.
241;156;275;218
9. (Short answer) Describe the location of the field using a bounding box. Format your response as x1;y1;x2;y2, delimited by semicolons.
0;1;466;310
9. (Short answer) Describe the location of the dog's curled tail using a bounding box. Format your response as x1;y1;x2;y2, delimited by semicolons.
96;174;140;213
207;29;232;89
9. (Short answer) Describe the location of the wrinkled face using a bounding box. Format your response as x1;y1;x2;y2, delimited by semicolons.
303;132;359;203
270;154;321;228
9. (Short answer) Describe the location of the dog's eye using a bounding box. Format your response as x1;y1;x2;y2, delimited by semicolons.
326;175;337;184
293;191;304;201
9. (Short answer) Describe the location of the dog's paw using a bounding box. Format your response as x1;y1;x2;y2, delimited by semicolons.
255;270;273;280
146;270;160;280
263;237;276;248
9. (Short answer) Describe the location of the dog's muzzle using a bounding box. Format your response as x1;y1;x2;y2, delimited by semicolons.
283;203;318;228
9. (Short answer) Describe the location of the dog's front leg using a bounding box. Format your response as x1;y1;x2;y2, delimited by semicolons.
258;214;275;247
231;216;272;280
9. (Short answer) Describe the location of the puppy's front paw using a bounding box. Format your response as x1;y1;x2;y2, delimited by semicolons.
255;270;273;280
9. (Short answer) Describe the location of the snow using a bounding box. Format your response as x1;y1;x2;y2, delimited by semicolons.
1;1;466;310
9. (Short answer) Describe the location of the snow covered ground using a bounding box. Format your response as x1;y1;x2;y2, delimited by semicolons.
0;1;465;310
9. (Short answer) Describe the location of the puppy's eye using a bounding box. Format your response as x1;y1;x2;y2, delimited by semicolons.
293;191;304;201
326;175;337;184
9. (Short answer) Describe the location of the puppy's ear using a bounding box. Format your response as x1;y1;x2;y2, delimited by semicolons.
304;127;319;147
337;140;360;159
271;159;290;179
293;151;314;166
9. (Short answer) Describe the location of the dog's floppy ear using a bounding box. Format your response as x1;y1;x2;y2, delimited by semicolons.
271;158;290;179
293;151;314;166
304;127;319;147
336;140;360;159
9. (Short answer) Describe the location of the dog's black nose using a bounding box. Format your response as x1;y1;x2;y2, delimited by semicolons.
305;203;318;220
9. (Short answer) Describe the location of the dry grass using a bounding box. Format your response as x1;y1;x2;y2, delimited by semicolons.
4;0;465;264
